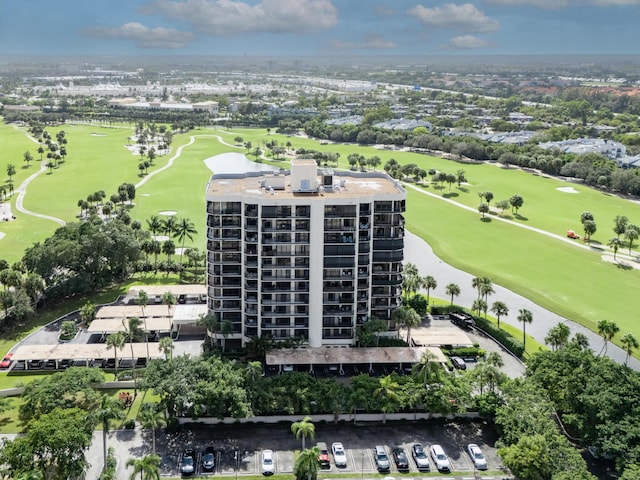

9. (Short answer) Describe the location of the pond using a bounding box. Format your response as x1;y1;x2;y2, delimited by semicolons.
204;152;277;175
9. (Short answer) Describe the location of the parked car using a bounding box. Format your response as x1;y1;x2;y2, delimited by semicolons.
180;448;195;477
317;442;330;468
411;443;430;471
467;444;487;470
331;442;347;467
373;446;390;472
261;449;275;476
202;446;215;472
392;447;410;472
0;354;13;369
429;445;452;472
451;356;467;370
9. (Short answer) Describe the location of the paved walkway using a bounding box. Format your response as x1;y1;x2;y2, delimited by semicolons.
405;230;640;371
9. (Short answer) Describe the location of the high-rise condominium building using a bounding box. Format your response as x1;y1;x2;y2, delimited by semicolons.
205;159;406;348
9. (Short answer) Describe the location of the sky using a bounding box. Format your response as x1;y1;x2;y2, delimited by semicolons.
1;0;639;57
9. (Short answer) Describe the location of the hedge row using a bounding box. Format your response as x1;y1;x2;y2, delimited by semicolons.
473;315;525;358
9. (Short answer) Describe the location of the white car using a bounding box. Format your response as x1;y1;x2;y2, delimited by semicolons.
430;444;452;472
332;442;347;467
261;449;275;476
467;444;487;470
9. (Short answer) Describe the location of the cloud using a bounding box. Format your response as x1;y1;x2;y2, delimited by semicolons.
445;35;494;49
140;0;338;36
328;34;396;50
486;0;640;7
84;22;194;48
408;3;499;33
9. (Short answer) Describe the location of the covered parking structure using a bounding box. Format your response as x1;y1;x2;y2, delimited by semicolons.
409;325;475;348
266;346;447;376
128;285;206;304
9;343;163;371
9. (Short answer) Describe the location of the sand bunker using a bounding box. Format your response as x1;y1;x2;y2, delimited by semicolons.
159;211;177;216
0;232;5;241
152;235;169;242
91;133;107;137
602;254;640;270
1;202;16;222
557;186;579;193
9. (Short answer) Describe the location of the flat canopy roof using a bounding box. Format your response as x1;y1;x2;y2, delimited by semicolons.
173;304;207;324
11;343;163;361
95;305;175;319
266;346;447;366
88;317;172;333
128;285;206;296
409;326;474;348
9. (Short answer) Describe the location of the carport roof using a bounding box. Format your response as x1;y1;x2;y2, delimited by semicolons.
265;346;447;366
95;305;175;319
11;343;163;361
173;304;207;324
128;285;206;296
87;317;172;333
409;326;474;347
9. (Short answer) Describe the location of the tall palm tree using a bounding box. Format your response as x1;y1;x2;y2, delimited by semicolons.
92;394;125;474
162;215;177;237
412;349;440;387
392;306;421;344
348;388;368;424
490;301;509;329
445;283;460;306
123;317;143;397
173;217;198;269
245;360;263;384
137;290;150;359
106;331;126;377
422;275;437;306
291;416;315;450
374;375;400;424
146;215;163;238
221;319;233;352
159;337;174;360
199;313;220;347
597;319;619;356
620;333;639;366
161;291;176;315
294;447;320;480
139;403;166;455
517;308;533;351
544;323;570;351
126;454;161;480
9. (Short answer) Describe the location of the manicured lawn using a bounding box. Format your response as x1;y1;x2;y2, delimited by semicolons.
3;123;640;348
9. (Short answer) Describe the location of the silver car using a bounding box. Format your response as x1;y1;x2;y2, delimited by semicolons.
467;444;487;470
261;449;275;476
332;442;347;467
430;444;452;472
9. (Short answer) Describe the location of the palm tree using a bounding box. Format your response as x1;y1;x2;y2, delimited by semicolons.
106;331;125;376
92;394;125;474
221;319;233;352
392;306;421;344
159;337;174;360
294;447;320;480
445;283;460;306
517;308;533;351
608;237;624;261
620;333;639;366
597;319;619;356
422;275;437;306
472;298;487;318
199;313;220;347
123;316;143;397
140;403;166;455
162;239;175;263
146;215;162;238
347;388;368;424
126;454;161;480
162;215;177;237
374;375;400;423
291;416;315;450
79;301;96;326
544;323;570;351
245;360;263;384
137;290;150;359
173;217;198;270
490;301;509;329
412;349;440;387
161;291;176;315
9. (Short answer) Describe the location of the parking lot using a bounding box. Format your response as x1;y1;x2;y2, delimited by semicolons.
152;420;502;477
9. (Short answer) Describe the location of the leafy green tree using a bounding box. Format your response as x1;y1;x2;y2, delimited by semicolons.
392;305;421;343
608;237;624;260
614;215;629;239
294;447;320;480
544;323;570;351
484;191;494;205
621;464;640;480
499;434;554;480
597;319;619;356
0;407;94;480
517;308;533;351
445;283;460;306
199;313;219;347
478;203;489;219
496;199;510;214
491;301;509;329
126;454;161;480
23;151;33;166
583;219;597;243
509;193;524;215
374;375;400;423
621;333;639;366
80;301;96;325
91;394;125;475
624;224;639;254
159;337;174;361
412;349;441;387
291;415;315;449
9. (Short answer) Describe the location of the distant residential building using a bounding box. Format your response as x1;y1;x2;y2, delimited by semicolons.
539;138;626;160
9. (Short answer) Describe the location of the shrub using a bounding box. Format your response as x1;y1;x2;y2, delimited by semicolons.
474;315;525;358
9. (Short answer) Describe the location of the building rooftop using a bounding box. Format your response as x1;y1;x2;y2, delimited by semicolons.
206;163;404;200
266;346;447;366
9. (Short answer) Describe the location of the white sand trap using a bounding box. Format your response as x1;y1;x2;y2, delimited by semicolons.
139;193;151;197
602;254;640;270
1;202;16;222
159;211;177;216
152;235;169;242
0;232;5;241
557;186;579;193
91;133;107;137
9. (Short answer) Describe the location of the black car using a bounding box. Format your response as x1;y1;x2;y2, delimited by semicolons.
392;447;410;472
202;447;215;472
180;448;195;477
